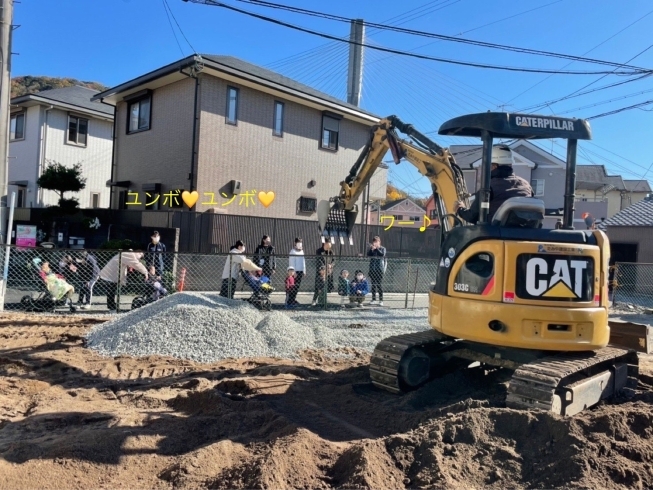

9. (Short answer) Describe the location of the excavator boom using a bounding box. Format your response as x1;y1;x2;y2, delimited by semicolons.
318;116;470;242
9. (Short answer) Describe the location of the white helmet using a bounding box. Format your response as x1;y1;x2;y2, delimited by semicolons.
491;145;514;166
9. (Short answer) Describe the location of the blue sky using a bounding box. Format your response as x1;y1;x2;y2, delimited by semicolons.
14;0;653;196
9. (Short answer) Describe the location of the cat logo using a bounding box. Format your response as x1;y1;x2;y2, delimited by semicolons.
519;254;594;301
514;116;575;131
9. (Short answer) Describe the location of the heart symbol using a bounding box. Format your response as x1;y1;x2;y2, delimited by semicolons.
181;190;199;209
258;191;275;207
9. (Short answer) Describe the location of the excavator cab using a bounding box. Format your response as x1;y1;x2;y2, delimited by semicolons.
437;111;591;229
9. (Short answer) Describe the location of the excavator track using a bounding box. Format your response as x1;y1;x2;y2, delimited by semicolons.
370;331;639;416
369;330;453;394
506;347;639;416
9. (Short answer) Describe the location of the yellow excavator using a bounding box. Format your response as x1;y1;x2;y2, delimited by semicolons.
317;113;639;416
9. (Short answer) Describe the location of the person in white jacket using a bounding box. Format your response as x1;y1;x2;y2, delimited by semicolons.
220;241;262;299
287;237;306;306
99;250;149;311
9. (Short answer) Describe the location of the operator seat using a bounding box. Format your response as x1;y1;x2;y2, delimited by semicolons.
491;197;545;229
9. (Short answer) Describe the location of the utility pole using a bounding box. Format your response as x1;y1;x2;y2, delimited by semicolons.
0;0;13;244
346;19;364;107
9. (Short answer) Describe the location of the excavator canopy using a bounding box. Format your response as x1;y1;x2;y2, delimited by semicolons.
438;112;592;141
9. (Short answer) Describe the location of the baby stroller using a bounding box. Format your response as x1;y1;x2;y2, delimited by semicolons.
240;269;274;311
20;258;77;313
131;277;169;310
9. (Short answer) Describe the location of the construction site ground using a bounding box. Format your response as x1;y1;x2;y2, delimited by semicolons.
1;310;653;489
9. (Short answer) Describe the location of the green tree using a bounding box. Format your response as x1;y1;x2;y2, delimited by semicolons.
37;161;87;209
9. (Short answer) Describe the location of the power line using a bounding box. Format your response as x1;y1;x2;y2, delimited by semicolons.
225;0;652;72
506;8;653;105
586;99;653;120
186;0;653;75
164;0;197;54
162;0;185;56
555;87;653;115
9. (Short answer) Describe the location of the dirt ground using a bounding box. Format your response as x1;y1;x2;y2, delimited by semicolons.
2;313;653;489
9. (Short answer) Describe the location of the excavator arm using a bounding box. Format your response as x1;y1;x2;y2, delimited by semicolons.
318;115;471;242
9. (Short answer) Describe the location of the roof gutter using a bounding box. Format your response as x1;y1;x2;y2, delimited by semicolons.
12;94;113;120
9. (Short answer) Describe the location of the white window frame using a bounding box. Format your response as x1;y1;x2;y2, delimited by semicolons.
10;112;25;141
67;115;88;147
226;86;239;125
90;192;100;209
531;179;545;197
273;100;284;137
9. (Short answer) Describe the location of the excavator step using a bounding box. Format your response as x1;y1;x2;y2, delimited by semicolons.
506;347;639;416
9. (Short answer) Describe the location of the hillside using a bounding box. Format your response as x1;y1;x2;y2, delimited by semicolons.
11;76;108;98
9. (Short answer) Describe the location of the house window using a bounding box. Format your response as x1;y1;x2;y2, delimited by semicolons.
128;95;151;133
321;114;340;151
273;101;284;137
298;196;317;213
226;86;239;125
531;179;545;197
10;113;25;141
90;192;100;209
17;188;25;207
68;116;88;146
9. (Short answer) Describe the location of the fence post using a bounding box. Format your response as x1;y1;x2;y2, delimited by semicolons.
227;253;233;298
116;250;122;312
404;258;411;309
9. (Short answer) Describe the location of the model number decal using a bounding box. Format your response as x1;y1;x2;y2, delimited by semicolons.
453;283;469;292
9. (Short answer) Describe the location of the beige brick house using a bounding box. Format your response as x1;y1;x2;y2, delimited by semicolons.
92;54;387;221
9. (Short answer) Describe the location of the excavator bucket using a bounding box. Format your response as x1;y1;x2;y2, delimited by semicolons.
317;200;357;245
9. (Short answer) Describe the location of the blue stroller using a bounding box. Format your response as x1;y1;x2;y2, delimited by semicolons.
241;270;274;311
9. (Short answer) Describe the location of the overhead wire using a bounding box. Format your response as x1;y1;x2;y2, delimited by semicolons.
162;0;185;56
506;8;653;106
226;0;650;72
163;0;197;54
187;0;651;75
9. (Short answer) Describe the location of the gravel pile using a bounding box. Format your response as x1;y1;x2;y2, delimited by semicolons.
86;292;430;363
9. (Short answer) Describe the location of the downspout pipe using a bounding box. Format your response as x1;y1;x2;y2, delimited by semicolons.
98;98;117;209
37;105;54;207
189;75;200;195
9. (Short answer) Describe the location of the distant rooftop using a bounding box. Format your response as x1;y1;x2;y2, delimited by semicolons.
12;85;114;116
598;195;653;228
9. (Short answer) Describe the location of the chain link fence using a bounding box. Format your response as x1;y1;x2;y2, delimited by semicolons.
612;262;653;309
0;246;437;313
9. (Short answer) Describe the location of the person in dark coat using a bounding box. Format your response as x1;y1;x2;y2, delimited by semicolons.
454;145;534;224
313;241;335;306
254;235;276;279
76;250;100;309
146;231;166;276
367;236;387;306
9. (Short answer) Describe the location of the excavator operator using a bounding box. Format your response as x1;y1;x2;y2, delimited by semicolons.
453;145;534;224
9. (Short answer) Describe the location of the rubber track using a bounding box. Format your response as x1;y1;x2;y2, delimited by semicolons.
369;330;446;394
506;347;639;412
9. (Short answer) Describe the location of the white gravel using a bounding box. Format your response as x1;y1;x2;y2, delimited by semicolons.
86;292;430;363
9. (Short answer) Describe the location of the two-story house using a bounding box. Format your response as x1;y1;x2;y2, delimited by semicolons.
369;198;427;229
91;54;387;221
9;86;114;208
576;165;651;220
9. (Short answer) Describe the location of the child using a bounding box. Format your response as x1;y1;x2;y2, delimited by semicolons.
337;269;350;307
349;270;370;307
285;266;296;309
312;266;327;307
147;265;168;300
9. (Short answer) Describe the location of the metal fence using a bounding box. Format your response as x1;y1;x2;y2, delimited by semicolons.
0;246;438;313
613;262;653;309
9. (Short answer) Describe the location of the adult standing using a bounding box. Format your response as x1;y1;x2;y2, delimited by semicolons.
77;250;100;309
99;250;149;311
368;236;387;306
254;235;276;279
146;231;166;277
288;238;306;305
220;240;247;299
314;241;335;306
